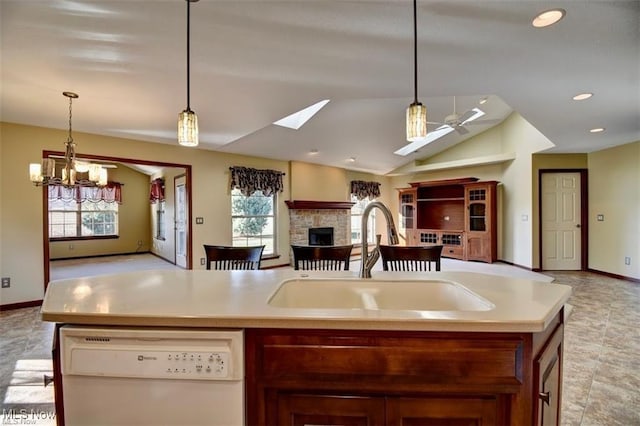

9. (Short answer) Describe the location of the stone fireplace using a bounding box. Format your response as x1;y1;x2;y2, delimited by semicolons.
285;200;354;248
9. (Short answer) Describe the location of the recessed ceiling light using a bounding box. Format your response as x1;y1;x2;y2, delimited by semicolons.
348;157;356;162
532;9;566;28
589;127;605;133
479;97;488;105
572;93;593;101
309;149;319;155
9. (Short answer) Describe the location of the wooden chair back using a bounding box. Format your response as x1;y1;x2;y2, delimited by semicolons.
291;245;353;271
380;245;443;272
203;245;265;270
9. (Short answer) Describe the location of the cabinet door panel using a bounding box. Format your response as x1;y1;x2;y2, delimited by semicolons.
387;396;497;425
277;394;385;425
535;324;563;426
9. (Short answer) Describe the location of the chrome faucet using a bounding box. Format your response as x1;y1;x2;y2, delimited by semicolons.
360;201;399;278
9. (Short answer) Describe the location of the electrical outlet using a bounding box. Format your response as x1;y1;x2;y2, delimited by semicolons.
68;244;74;250
625;257;631;265
200;257;206;266
1;277;10;288
137;240;143;246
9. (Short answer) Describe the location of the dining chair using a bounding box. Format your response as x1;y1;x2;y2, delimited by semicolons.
291;245;353;271
379;245;443;272
203;245;265;270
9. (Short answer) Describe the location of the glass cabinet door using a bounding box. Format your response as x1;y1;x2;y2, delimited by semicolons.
468;188;487;231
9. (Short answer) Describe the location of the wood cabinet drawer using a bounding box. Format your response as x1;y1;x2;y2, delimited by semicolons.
442;245;463;258
250;330;524;391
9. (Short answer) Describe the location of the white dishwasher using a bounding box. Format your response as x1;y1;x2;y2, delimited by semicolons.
60;326;244;426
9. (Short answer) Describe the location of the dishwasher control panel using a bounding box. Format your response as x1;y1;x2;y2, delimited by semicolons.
60;326;243;381
163;351;229;377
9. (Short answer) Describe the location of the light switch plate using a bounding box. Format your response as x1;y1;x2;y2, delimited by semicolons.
195;217;204;224
597;214;604;221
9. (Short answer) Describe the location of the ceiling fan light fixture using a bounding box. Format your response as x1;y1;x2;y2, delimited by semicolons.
532;8;565;28
406;102;427;142
178;0;199;147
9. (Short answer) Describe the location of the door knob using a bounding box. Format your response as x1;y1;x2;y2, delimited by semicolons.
539;391;550;405
43;374;54;387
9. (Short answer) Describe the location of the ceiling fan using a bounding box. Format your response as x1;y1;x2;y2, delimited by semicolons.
393;97;487;157
428;96;486;135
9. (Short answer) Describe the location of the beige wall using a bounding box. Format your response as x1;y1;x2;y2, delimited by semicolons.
588;142;640;279
49;165;151;259
531;154;588;269
499;113;555;268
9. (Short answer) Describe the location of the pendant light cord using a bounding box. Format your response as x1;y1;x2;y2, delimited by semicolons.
186;0;191;112
413;0;418;104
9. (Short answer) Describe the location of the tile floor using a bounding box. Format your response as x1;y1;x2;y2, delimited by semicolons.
1;256;638;425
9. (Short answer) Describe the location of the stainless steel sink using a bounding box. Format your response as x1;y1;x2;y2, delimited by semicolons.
268;278;494;311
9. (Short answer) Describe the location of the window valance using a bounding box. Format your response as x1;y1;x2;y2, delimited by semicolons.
149;178;165;204
350;180;381;201
48;182;123;204
229;166;285;196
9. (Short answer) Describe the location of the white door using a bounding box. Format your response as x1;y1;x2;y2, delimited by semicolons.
541;172;581;270
174;175;188;268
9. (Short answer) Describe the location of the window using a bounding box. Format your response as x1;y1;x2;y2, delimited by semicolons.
49;198;118;239
350;194;376;245
231;188;275;255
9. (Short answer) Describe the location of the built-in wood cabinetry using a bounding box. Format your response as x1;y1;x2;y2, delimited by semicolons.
398;177;498;263
245;310;564;425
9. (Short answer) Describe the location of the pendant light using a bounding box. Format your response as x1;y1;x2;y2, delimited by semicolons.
178;0;199;147
406;0;427;142
29;92;107;187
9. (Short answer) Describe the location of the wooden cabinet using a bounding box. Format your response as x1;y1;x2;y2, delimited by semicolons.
397;178;498;263
398;188;417;245
465;181;498;262
535;323;564;426
246;310;564;425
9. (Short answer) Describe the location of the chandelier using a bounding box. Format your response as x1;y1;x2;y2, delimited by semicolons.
177;0;199;147
29;92;107;187
406;0;427;142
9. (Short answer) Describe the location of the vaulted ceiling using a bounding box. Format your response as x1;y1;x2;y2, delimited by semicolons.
2;1;638;174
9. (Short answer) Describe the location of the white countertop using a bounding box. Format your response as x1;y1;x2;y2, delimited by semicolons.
41;269;571;333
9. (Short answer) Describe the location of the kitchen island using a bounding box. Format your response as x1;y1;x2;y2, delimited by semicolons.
42;269;571;425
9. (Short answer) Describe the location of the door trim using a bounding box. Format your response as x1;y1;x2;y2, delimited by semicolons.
42;150;193;291
538;169;588;271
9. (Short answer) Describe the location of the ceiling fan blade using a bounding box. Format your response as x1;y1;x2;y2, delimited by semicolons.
458;109;476;123
464;118;502;126
454;126;469;135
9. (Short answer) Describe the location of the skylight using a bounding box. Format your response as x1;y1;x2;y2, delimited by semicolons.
394;126;455;156
273;99;330;130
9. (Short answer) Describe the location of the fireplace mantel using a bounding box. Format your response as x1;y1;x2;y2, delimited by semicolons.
285;200;355;210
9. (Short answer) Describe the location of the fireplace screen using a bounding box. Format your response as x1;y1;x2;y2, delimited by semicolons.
308;227;334;246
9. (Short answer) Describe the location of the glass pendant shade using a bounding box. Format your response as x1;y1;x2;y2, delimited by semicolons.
178;109;199;147
406;102;427;142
